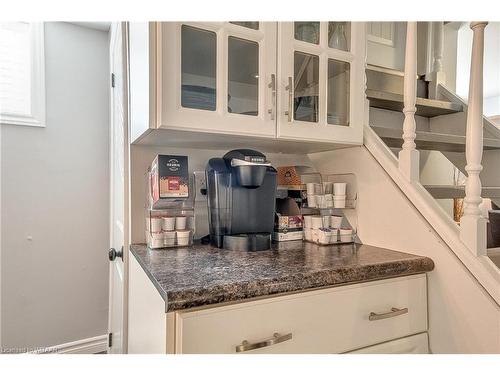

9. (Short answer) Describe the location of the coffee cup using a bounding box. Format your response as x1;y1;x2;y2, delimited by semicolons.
176;230;191;246
339;228;353;242
330;215;343;228
334;182;347;196
162;216;175;231
333;195;346;208
164;231;176;247
149;217;162;233
311;216;322;229
175;216;187;230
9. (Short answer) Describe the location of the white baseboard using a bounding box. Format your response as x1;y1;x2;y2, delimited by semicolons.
28;334;108;354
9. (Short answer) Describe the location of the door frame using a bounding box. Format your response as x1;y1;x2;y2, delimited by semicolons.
107;21;131;354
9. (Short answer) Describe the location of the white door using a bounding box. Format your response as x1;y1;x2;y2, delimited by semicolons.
108;22;130;354
277;22;366;144
158;22;277;138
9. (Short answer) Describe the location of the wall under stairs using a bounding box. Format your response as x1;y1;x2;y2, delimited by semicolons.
310;146;500;353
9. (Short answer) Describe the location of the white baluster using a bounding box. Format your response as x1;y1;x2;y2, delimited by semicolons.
460;22;488;256
399;22;419;182
428;22;446;99
432;22;444;72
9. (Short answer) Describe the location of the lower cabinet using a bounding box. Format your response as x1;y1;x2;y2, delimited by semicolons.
174;274;427;354
346;333;429;354
128;256;429;354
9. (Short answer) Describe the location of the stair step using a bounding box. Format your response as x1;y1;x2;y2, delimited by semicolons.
366;64;428;97
424;185;500;199
371;126;500;152
366;89;463;118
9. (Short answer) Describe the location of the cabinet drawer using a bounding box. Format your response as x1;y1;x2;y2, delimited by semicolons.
175;274;427;354
347;333;429;354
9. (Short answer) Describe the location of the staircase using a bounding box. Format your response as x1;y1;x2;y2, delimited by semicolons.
364;22;500;304
366;65;500;251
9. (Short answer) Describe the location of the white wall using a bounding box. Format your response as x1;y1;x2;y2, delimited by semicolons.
442;24;459;93
310;147;500;353
456;22;500;117
0;23;110;350
419;151;457;217
484;95;500;118
367;22;407;71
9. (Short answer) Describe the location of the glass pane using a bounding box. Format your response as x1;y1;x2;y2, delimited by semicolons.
327;59;350;126
181;25;216;111
294;52;319;123
228;37;259;116
0;22;31;116
294;22;320;44
230;22;259;30
328;22;351;52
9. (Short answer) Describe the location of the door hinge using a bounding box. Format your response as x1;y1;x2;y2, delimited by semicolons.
111;73;116;88
108;332;113;347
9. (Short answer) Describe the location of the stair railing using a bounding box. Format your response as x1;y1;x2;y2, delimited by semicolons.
399;21;419;182
460;22;488;257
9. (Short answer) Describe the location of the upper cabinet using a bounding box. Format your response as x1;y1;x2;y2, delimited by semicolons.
129;22;366;146
277;22;366;144
158;22;277;138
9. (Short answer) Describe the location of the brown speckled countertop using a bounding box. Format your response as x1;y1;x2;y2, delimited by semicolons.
130;241;434;312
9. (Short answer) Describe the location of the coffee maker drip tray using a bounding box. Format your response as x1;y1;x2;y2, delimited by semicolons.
222;234;271;252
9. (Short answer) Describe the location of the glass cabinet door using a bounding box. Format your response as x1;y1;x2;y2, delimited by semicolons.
159;22;277;138
227;36;259;116
278;22;365;144
180;25;217;111
294;51;319;122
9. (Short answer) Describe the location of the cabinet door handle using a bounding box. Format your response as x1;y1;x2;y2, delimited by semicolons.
369;307;408;321
284;76;293;122
235;332;292;353
267;73;276;120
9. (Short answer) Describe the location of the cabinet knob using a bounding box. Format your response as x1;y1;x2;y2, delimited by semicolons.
108;247;123;261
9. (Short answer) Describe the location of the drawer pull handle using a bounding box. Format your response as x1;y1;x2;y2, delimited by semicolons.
235;332;292;353
369;307;409;321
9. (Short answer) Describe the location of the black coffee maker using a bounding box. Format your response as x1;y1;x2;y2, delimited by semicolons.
206;149;277;251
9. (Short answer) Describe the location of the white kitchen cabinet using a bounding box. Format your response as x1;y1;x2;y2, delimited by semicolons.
156;22;277;138
129;21;367;147
128;255;166;354
277;22;366;144
128;259;429;354
175;274;427;354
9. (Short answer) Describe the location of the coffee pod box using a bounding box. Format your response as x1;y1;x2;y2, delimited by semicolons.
276;165;316;190
150;155;189;208
273;198;304;242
